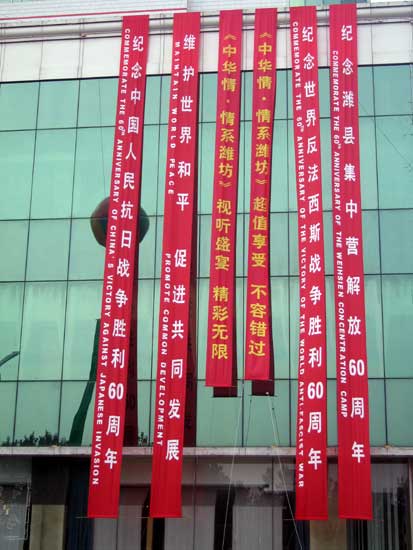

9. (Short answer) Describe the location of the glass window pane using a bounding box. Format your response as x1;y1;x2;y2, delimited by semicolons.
243;72;252;121
382;275;413;377
37;80;79;129
31;129;76;219
386;379;413;445
269;214;289;276
63;281;102;380
239;120;250;213
374;65;412;116
69;219;105;280
197;278;210;380
156;125;168;216
141;125;160;216
320;118;332;211
136;280;156;380
160;75;170;124
137;215;156;279
196;381;243;446
376;116;413;209
59;381;94;445
289;277;299;379
0;130;35;220
369;379;386;446
138;380;151;444
26;220;70;281
14;381;60;444
0;221;28;281
362;210;380;274
327;380;337;446
244;380;290;446
275;70;287;121
0;382;16;445
19;282;66;380
198;215;211;278
0;82;39;131
148;380;157;444
144;76;161;125
325;276;337;378
271;277;290;379
270;120;288;213
358;66;374;117
287;70;293;120
380;210;413;274
154;216;163;279
72;127;114;218
78;78;117;127
360;116;378;210
200;73;217;123
0;283;24;381
198;122;215;215
365;275;384;378
318;67;330;119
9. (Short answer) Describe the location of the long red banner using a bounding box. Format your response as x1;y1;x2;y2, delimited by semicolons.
330;4;372;519
205;10;242;388
244;8;277;385
150;12;200;518
290;6;328;520
88;15;149;518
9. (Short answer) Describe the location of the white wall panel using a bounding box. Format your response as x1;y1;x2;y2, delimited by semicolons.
199;31;219;73
1;41;42;81
357;24;373;66
40;39;81;79
317;25;329;67
372;22;413;64
80;36;119;78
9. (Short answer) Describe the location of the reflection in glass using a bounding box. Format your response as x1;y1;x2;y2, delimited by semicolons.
20;282;66;380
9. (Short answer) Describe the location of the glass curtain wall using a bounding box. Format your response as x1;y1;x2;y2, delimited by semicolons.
0;65;412;448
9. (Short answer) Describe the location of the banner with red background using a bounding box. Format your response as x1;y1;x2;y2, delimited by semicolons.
244;8;277;390
330;3;372;520
205;10;242;389
290;6;328;520
150;12;200;518
88;15;149;518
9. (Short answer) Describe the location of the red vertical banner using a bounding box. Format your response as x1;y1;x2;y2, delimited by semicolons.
330;4;372;519
290;7;328;520
88;15;149;518
205;10;242;388
150;12;200;518
244;8;277;386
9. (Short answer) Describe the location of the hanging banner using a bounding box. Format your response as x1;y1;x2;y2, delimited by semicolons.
88;15;149;518
290;6;328;520
330;4;372;520
205;10;242;389
150;12;200;518
244;8;277;385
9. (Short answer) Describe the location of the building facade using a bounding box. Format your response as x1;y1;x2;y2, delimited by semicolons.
0;0;412;548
